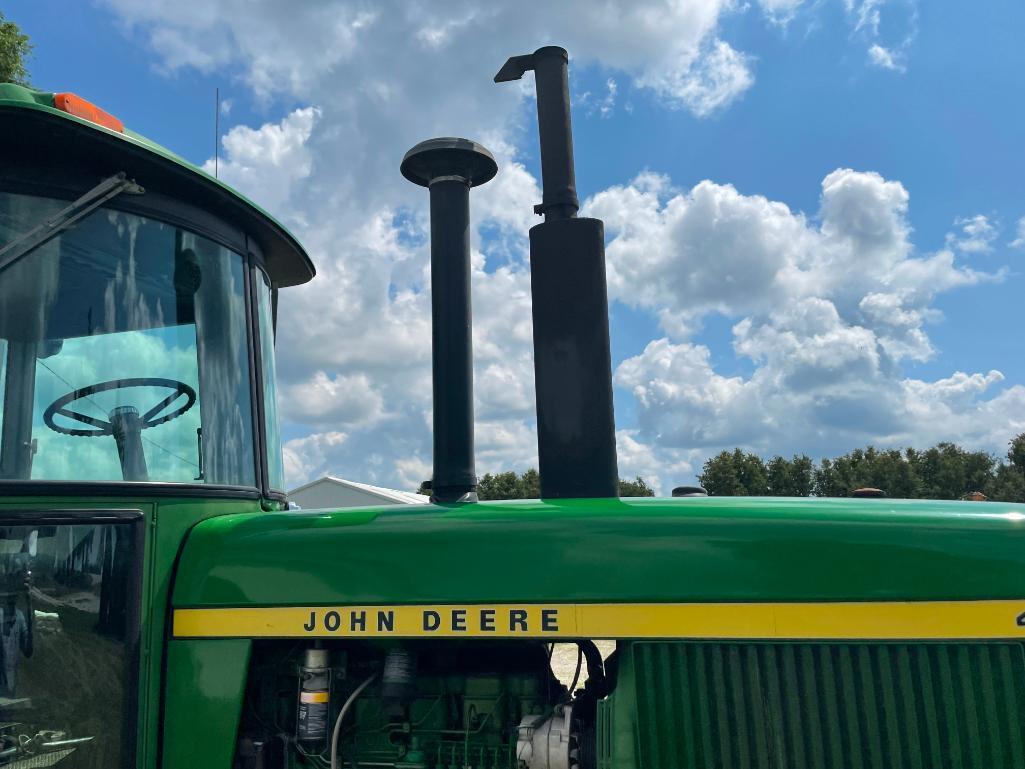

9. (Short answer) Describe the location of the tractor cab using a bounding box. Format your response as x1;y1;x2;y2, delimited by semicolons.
1;185;264;487
0;84;313;767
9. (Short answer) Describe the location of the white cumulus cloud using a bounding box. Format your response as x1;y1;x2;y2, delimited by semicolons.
846;0;917;74
589;167;993;348
638;39;754;116
946;214;998;254
867;44;904;72
845;0;885;35
599;166;1014;478
203;107;320;216
97;0;1015;493
104;0;754;115
757;0;805;26
1011;217;1025;249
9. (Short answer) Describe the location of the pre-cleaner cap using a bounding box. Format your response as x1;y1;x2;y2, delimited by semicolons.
400;138;497;188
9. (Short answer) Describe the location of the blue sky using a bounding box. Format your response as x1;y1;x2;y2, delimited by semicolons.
7;0;1024;491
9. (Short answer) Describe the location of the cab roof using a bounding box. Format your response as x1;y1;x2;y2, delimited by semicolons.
0;83;315;288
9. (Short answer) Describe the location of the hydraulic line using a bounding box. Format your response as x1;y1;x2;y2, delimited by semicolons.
329;673;377;769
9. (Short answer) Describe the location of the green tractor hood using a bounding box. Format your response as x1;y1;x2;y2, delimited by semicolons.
171;496;1025;642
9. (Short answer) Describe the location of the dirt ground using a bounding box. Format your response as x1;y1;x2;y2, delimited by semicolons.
549;641;616;689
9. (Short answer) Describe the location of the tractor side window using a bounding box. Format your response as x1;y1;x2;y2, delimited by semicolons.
0;517;142;768
256;271;285;491
0;191;257;486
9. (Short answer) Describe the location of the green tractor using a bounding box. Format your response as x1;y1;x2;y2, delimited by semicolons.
2;46;1025;769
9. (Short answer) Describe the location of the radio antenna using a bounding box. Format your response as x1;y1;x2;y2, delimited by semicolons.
214;87;220;179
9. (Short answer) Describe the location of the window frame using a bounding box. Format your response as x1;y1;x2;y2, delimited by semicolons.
0;179;285;501
250;261;286;496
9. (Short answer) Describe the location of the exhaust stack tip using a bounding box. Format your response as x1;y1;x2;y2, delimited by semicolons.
495;46;618;498
401;138;497;188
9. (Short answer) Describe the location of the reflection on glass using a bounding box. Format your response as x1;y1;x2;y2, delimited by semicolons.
0;192;256;486
0;565;33;698
256;272;285;491
0;519;139;768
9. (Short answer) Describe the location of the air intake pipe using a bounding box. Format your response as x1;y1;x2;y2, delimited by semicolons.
401;138;497;503
496;46;619;499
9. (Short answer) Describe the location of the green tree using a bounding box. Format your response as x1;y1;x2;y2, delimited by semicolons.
734;449;768;495
699;451;743;496
473;469;653;499
813;447;917;498
790;455;815;496
906;443;997;500
697;450;766;496
963;449;997;494
766;455;814;496
813;457;845;497
477;471;522;500
0;12;32;85
1008;433;1025;477
765;456;789;496
986;464;1025;503
985;433;1025;502
619;476;654;497
520;468;540;498
863;448;919;498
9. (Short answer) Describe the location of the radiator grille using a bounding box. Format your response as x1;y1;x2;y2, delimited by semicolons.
602;642;1025;769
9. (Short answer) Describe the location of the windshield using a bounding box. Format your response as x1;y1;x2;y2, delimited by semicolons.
0;514;141;768
0;191;256;486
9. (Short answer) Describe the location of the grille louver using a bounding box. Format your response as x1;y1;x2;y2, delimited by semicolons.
600;642;1025;768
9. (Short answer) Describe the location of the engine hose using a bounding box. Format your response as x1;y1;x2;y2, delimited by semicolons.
576;641;608;698
568;645;584;694
329;673;377;769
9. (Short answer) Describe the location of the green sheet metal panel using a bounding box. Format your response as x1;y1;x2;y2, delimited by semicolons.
601;641;1025;769
162;639;252;769
172;497;1025;607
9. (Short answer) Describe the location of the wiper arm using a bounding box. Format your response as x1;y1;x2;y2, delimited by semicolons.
0;173;145;274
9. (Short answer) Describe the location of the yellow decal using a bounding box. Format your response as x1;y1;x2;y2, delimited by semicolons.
173;600;1025;641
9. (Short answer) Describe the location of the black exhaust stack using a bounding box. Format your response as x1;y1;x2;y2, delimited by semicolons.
401;138;497;503
496;46;619;499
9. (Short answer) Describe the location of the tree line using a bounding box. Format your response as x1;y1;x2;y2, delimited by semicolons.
698;433;1025;501
419;432;1025;501
419;471;654;499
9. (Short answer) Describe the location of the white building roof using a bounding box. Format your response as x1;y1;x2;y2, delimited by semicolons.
287;475;429;509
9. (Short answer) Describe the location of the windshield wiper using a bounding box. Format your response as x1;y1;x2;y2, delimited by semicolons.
0;173;145;274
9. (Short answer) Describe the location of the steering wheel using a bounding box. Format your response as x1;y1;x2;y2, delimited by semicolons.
43;378;197;437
